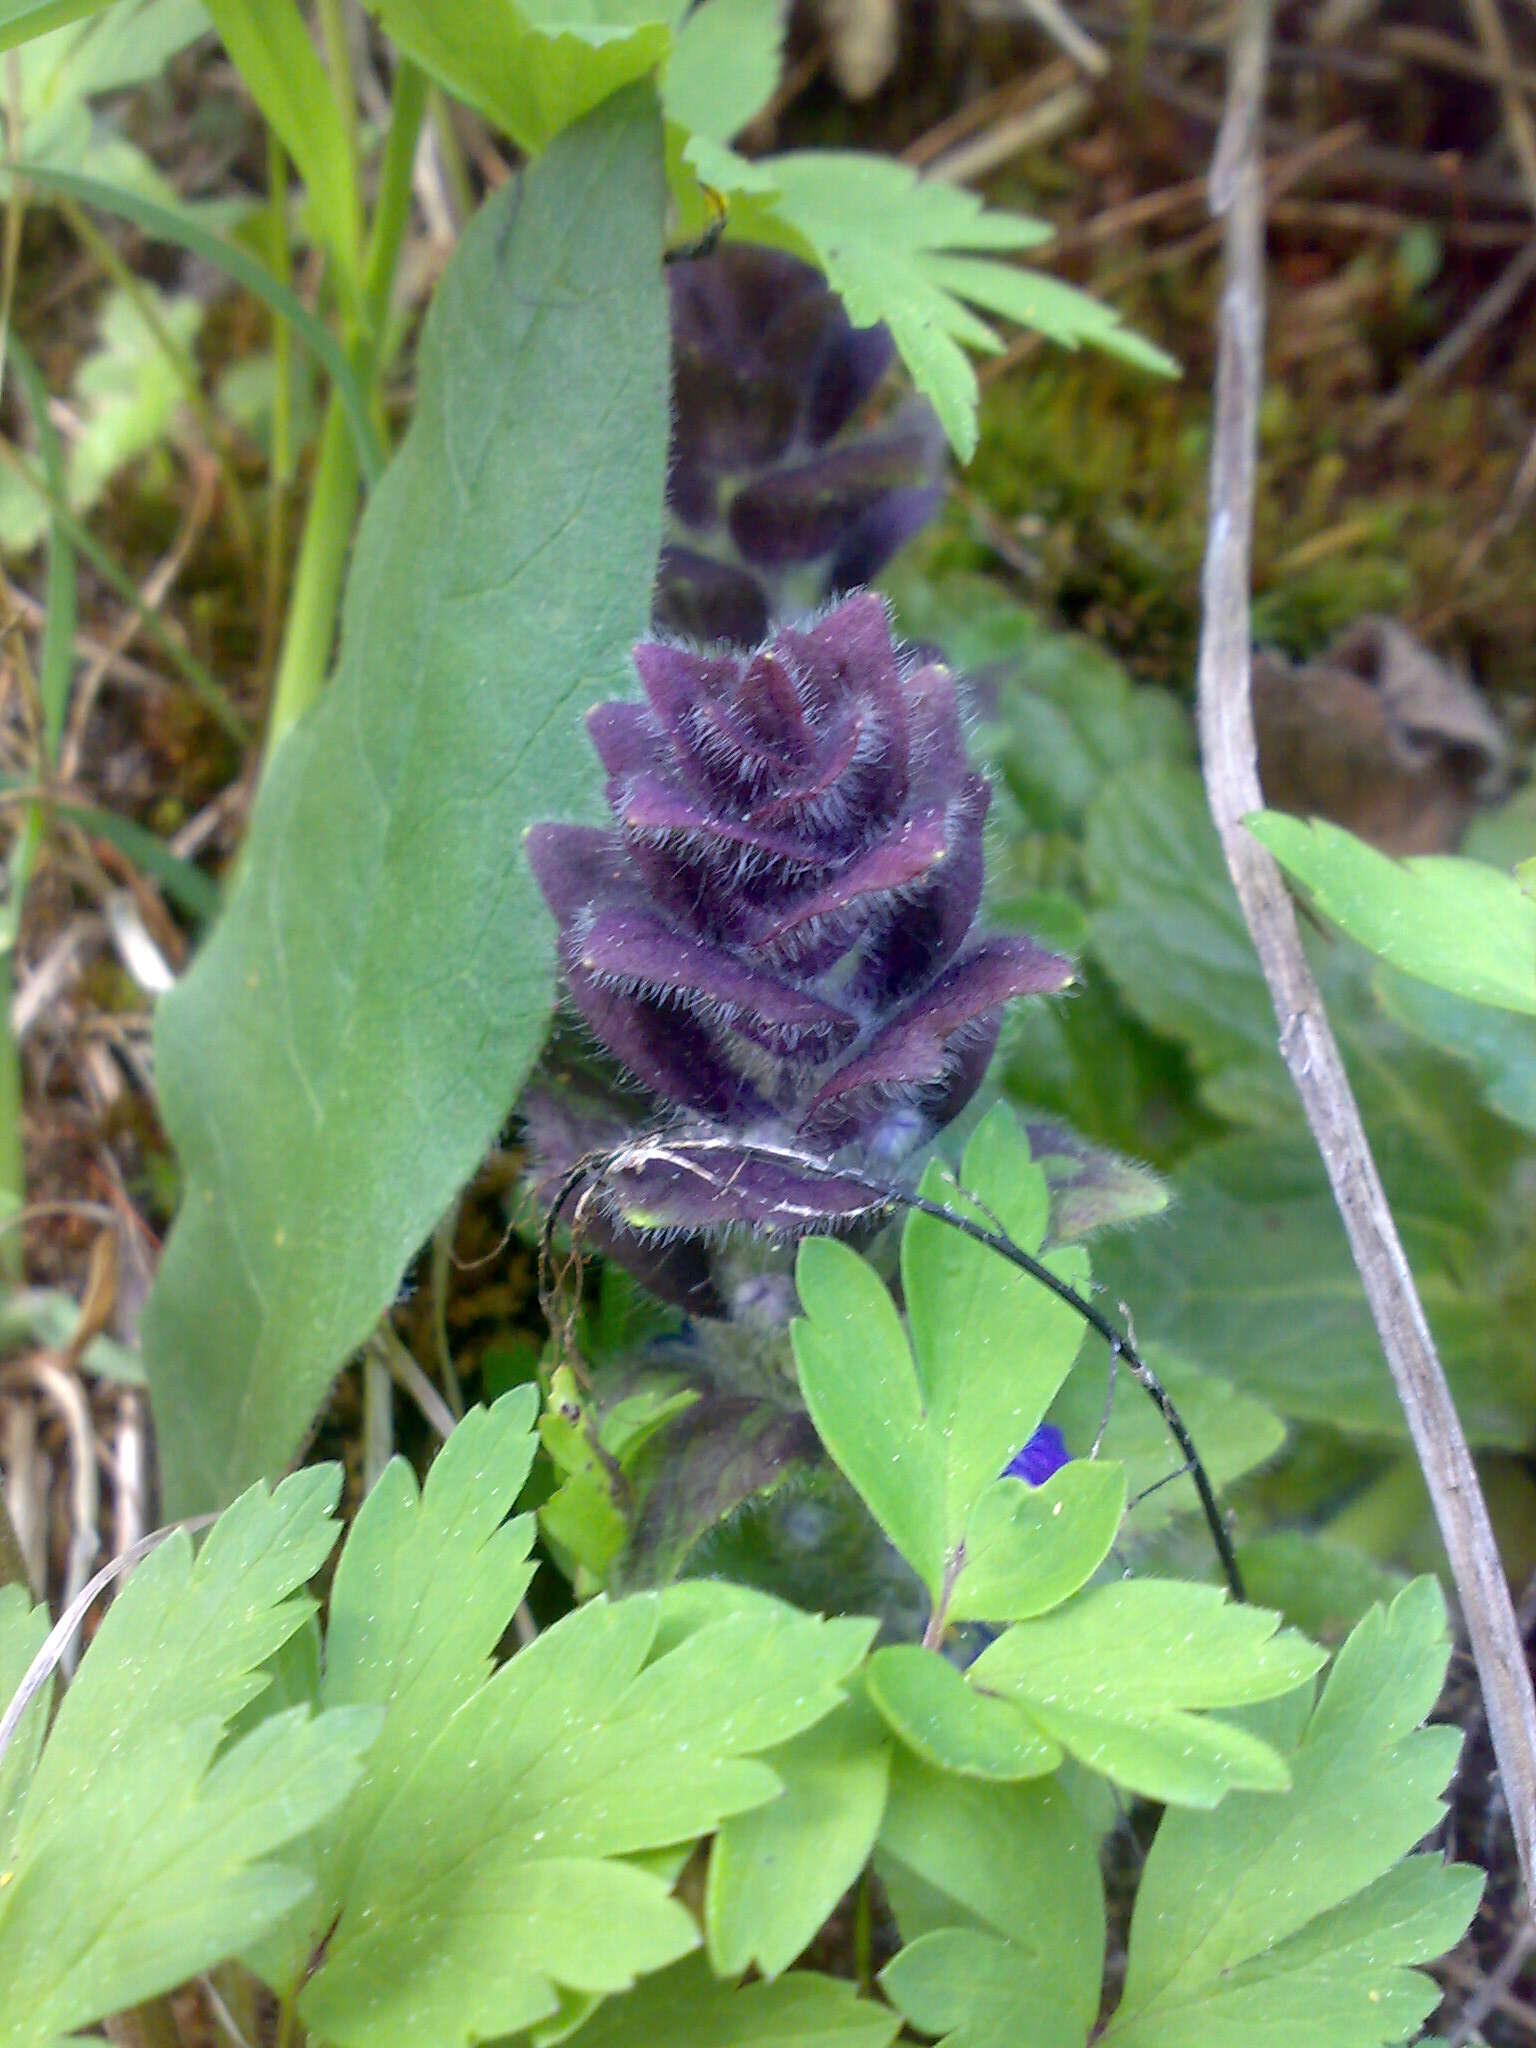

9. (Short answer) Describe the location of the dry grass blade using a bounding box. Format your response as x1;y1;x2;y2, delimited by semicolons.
1195;0;1536;1918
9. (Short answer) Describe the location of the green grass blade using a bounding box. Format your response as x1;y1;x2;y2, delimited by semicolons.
13;160;384;484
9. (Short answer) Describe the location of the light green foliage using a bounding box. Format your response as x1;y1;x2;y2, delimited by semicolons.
732;152;1176;460
563;1954;901;2048
142;90;669;1512
883;1927;1087;2048
0;282;202;555
1086;762;1536;1445
866;1645;1060;1780
970;1582;1322;1804
354;3;1167;461
1102;1579;1481;2046
14;162;383;480
246;1391;542;1989
538;1365;697;1582
296;1591;874;2045
947;1458;1126;1623
0;1;208;198
665;0;784;143
903;1109;1089;1552
0;1475;378;2046
203;0;360;283
0;1;116;52
877;1753;1104;2048
1250;810;1536;1015
706;1691;893;1980
793;1108;1088;1599
363;0;676;155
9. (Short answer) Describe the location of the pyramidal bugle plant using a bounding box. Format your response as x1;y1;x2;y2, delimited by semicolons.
0;7;1488;2047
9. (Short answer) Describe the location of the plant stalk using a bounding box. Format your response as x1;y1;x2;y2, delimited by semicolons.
258;58;427;773
1195;0;1536;1914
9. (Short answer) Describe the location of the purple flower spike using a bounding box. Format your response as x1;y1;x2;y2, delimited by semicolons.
657;246;947;646
524;594;1076;1304
1005;1425;1070;1487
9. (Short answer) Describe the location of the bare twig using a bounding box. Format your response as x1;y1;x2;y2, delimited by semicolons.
1196;0;1536;1914
1464;0;1536;218
1372;239;1536;440
1387;22;1536;102
0;1513;216;1769
977;0;1109;78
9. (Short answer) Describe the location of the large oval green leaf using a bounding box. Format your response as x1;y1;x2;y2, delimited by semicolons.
143;86;669;1514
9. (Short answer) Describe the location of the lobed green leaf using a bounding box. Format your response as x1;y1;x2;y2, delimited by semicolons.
0;1477;375;2045
706;1691;893;1980
246;1392;541;1989
794;1110;1089;1600
970;1581;1323;1805
866;1646;1059;1781
1104;1578;1479;2047
877;1751;1104;2044
296;1588;872;2045
562;1953;902;2048
949;1458;1125;1624
1249;810;1536;1016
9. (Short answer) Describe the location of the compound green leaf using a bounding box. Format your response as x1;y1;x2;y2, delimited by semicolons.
563;1954;901;2048
736;152;1173;460
881;1927;1085;2048
666;0;783;144
0;1705;377;2048
21;1467;341;1824
246;1393;541;1989
0;1476;376;2047
298;1591;871;2046
363;0;675;155
971;1581;1322;1806
1104;1578;1479;2048
949;1458;1125;1624
1249;811;1536;1016
793;1234;943;1593
877;1752;1103;2044
706;1691;893;1980
866;1646;1059;1780
143;88;668;1513
903;1107;1089;1564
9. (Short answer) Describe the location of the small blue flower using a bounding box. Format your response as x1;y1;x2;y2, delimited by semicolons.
1004;1423;1069;1487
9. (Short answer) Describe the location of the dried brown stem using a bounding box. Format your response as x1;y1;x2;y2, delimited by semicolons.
1195;0;1536;1912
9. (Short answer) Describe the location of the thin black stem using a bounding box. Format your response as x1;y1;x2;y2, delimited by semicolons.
541;1138;1246;1603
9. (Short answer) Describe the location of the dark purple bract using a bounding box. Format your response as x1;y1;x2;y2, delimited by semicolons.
657;245;945;646
525;592;1073;1283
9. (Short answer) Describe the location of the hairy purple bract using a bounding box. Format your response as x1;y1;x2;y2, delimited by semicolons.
524;591;1073;1301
